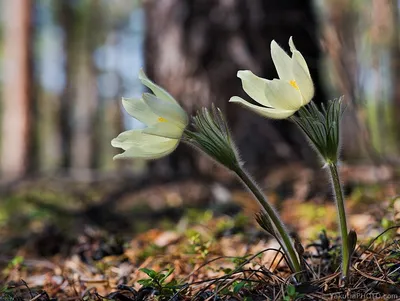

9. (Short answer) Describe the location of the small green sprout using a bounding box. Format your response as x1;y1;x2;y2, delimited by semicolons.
186;230;212;259
2;256;24;277
138;268;180;298
283;285;304;301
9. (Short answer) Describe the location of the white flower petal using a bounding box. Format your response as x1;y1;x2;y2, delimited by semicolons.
143;122;184;139
264;79;303;110
270;40;293;81
229;96;296;119
113;136;179;160
231;37;314;120
289;37;311;77
142;93;188;128
292;59;314;105
138;69;178;104
237;70;271;107
111;129;145;150
122;97;158;126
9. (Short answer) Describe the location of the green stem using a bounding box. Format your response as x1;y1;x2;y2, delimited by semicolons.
328;162;350;280
234;165;302;277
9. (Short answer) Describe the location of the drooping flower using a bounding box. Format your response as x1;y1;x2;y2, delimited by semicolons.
230;37;314;119
111;69;188;160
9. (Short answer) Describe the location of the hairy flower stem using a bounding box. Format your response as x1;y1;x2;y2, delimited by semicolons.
234;165;302;277
327;162;349;281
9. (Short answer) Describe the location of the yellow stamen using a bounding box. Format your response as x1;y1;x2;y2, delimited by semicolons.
158;117;167;122
289;80;299;90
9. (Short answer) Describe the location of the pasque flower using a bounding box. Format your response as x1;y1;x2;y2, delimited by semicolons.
292;97;354;282
111;69;188;159
230;37;314;119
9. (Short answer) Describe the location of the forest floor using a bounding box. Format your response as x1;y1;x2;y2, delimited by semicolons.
0;164;400;300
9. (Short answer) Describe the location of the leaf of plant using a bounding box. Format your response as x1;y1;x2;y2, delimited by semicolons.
137;279;152;286
255;212;276;236
233;281;246;294
287;285;296;295
160;268;174;283
347;229;357;257
140;268;158;279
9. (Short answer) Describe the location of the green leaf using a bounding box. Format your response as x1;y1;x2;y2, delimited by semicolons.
160;268;174;283
10;256;24;267
137;279;149;285
347;230;357;257
140;268;157;278
164;279;179;288
287;285;296;295
233;281;246;294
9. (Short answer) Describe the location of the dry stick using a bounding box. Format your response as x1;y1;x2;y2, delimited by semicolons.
372;256;388;282
268;247;286;274
192;248;285;300
354;225;400;262
184;255;236;280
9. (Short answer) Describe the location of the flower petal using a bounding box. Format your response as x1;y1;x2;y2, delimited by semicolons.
229;96;296;119
122;97;159;126
113;134;179;160
289;37;311;77
142;93;188;128
264;79;303;110
270;40;293;81
292;59;314;105
138;69;178;104
111;129;145;150
237;70;271;107
143;122;184;139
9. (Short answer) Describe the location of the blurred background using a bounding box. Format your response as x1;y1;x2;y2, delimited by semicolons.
0;0;399;180
0;0;399;252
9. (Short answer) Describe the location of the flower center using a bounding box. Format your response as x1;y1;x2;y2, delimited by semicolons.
157;117;167;122
289;80;299;90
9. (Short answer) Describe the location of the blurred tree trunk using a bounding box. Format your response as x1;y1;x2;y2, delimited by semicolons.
58;2;99;176
391;1;400;152
58;2;74;171
323;0;364;159
324;0;400;162
69;2;98;175
0;0;33;178
143;0;326;178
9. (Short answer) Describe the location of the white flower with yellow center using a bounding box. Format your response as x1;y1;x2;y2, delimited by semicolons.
230;37;314;119
111;70;188;159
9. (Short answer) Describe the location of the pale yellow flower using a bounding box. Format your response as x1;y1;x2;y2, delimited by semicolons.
111;70;188;159
230;37;314;119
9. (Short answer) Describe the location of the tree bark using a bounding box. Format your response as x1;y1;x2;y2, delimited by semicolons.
390;1;400;154
58;2;100;175
0;0;32;178
143;0;326;178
